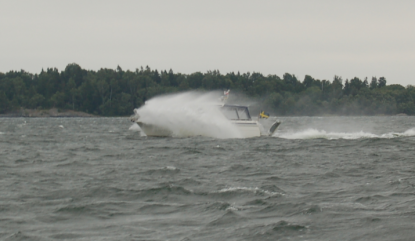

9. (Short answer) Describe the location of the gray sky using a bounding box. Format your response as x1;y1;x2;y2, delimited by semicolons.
1;0;414;86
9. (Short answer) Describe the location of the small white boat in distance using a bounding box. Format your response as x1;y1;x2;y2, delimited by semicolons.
130;104;280;138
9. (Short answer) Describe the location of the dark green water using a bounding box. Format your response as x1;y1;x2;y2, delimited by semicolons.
1;117;415;240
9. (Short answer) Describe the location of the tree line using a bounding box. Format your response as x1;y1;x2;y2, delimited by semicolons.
0;63;414;116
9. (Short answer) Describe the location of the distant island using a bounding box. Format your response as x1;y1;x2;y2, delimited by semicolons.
0;63;414;116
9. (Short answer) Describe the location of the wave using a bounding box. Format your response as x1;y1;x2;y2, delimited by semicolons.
207;209;247;227
275;128;415;140
143;166;180;176
244;221;308;239
218;187;284;197
3;231;43;241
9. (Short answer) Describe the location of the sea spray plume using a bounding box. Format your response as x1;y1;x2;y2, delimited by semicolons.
128;123;141;132
134;91;243;139
223;89;258;109
403;128;415;136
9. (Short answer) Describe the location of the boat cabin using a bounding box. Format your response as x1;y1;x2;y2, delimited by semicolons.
220;105;252;121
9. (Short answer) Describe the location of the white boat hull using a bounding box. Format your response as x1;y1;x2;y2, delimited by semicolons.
231;120;261;138
136;119;279;138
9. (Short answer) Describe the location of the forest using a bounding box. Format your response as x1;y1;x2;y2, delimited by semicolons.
1;63;414;116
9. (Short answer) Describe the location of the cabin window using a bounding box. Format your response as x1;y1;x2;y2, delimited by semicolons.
237;108;250;120
220;106;251;120
221;107;239;120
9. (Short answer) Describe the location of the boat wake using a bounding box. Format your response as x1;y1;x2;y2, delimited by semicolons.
275;128;415;140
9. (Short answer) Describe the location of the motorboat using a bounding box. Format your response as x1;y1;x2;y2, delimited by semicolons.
130;103;280;138
220;104;280;137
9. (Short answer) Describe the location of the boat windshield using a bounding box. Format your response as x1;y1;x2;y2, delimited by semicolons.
237;108;250;120
220;105;251;120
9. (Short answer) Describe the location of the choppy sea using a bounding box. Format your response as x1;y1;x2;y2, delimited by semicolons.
1;116;415;241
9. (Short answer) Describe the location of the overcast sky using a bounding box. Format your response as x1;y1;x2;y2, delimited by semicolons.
1;0;414;86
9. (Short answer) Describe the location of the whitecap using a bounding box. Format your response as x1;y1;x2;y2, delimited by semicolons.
165;166;177;170
218;186;283;196
225;204;241;211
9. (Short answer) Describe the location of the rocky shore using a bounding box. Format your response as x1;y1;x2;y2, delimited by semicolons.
0;108;96;117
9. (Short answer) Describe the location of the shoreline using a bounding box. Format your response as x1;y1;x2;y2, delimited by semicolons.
0;108;410;118
0;108;97;118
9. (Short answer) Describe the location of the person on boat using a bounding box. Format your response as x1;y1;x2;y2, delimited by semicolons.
259;111;269;119
221;89;230;102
